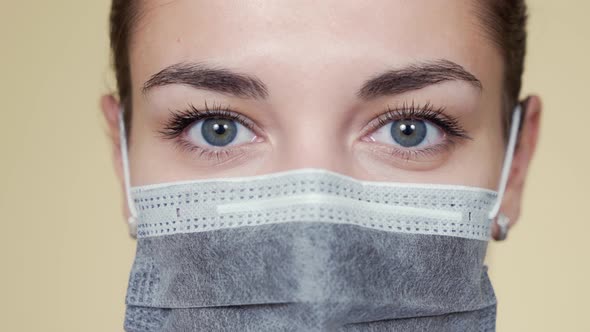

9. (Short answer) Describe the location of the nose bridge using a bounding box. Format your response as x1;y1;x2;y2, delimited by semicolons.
282;137;348;173
271;108;354;175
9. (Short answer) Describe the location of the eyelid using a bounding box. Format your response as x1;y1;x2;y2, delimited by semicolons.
359;101;472;141
159;101;265;141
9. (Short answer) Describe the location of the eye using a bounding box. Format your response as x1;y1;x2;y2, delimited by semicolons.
368;118;445;148
187;117;257;148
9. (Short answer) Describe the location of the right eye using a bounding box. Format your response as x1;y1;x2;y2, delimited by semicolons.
187;117;258;148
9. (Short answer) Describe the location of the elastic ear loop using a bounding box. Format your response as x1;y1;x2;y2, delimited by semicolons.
487;104;523;224
118;107;139;238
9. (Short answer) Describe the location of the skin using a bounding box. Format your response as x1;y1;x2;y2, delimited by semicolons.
101;0;541;240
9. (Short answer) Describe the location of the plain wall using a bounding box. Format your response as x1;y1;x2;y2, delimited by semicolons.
1;1;588;330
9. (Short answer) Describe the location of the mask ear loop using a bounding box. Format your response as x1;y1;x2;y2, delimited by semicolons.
487;104;523;239
118;107;139;238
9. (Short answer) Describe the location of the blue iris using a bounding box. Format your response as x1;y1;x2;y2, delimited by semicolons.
201;118;238;146
390;120;427;147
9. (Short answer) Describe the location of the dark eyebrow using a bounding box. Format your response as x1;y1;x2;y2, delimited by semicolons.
356;59;482;100
142;62;269;99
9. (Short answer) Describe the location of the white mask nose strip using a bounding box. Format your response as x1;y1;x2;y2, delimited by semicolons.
216;193;462;222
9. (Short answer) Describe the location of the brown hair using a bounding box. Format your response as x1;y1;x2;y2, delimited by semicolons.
109;0;140;134
109;0;528;137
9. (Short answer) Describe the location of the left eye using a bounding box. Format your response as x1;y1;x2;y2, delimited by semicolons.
368;119;444;148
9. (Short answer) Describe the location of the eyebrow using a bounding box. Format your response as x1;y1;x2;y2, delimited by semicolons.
142;59;482;100
356;59;482;100
142;62;269;99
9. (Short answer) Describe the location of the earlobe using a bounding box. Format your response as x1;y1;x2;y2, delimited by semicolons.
492;95;542;241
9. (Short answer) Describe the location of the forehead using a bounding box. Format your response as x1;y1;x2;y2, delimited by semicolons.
130;0;501;97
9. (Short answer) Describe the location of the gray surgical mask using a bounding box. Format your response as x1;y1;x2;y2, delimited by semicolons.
119;106;522;331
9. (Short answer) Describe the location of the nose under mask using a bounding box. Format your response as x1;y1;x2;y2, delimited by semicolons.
118;106;522;331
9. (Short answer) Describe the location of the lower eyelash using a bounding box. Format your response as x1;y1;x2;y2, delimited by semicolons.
364;140;457;164
392;141;455;160
173;137;247;162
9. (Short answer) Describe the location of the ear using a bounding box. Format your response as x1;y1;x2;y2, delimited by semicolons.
491;95;542;240
100;94;131;222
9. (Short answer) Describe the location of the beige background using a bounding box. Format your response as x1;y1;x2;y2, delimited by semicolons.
1;1;588;331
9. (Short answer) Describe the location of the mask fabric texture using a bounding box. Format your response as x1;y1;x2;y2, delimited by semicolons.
123;169;498;332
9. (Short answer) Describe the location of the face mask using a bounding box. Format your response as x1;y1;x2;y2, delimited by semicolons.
119;105;522;331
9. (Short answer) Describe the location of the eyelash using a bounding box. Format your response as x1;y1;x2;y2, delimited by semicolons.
160;101;260;161
366;101;470;139
360;101;472;161
160;101;256;139
160;100;471;161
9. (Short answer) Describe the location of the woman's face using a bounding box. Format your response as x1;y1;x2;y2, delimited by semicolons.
103;0;541;233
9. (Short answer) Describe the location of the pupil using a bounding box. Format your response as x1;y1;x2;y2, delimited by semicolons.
213;123;228;135
400;123;416;136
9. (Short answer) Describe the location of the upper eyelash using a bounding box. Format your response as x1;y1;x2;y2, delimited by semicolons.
159;101;255;140
369;100;472;140
159;100;471;145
